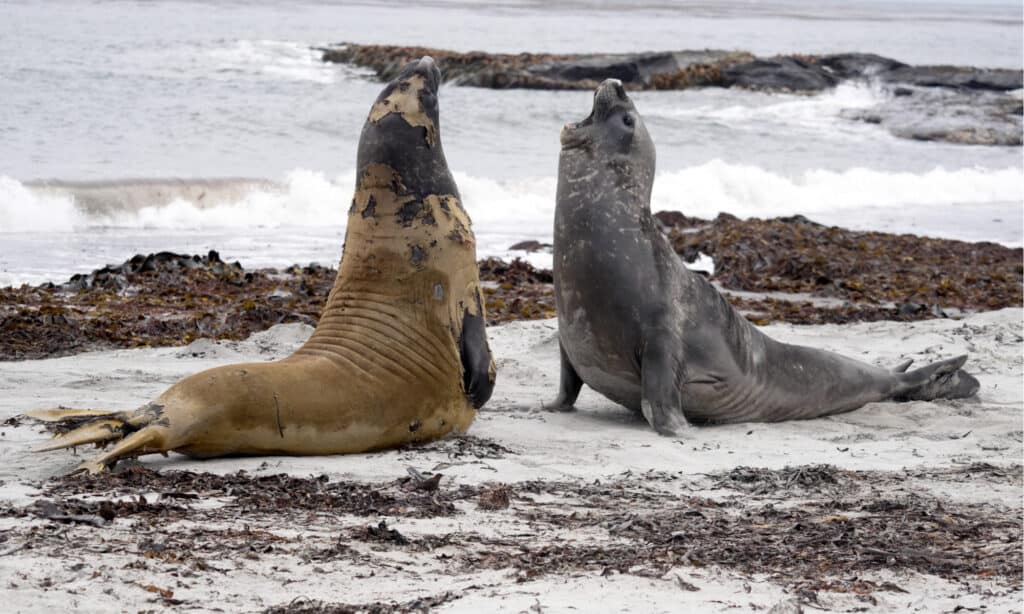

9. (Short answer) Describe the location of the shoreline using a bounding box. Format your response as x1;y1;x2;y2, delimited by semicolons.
2;212;1019;361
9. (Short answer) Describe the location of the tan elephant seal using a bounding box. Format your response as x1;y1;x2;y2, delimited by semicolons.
29;56;496;473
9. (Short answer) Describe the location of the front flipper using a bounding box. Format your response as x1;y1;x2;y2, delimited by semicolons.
543;341;583;412
459;305;496;409
640;333;690;436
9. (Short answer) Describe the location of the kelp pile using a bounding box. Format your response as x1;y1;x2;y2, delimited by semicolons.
2;215;1019;359
658;212;1022;324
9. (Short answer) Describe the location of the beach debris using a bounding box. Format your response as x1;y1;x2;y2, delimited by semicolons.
477;484;512;511
31;500;108;527
767;598;804;614
264;592;462;614
673;575;701;591
363;520;409;546
0;462;1017;605
712;464;844;496
401;467;443;492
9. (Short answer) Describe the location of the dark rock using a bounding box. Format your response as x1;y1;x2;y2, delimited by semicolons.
653;211;708;230
320;44;1023;147
323;43;1021;96
530;52;682;86
321;44;740;92
723;57;839;91
899;302;926;316
882;65;1023;92
842;86;1022;146
776;215;822;227
508;240;552;252
817;53;907;79
139;254;159;272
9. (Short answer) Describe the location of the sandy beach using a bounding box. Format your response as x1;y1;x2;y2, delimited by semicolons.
0;309;1020;612
0;3;1020;612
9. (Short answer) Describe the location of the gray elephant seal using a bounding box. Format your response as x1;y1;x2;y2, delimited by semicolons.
29;57;496;472
545;79;979;434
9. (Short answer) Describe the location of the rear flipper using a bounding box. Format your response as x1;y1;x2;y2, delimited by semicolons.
894;355;980;402
25;403;169;474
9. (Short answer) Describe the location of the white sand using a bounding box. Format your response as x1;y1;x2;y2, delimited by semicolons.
0;309;1021;612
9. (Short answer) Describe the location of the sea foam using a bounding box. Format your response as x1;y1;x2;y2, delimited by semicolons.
3;162;1019;234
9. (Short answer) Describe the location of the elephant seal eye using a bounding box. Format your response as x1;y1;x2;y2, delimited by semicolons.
622;114;634;127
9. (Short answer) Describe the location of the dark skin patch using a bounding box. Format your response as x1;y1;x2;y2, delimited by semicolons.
396;200;423;226
409;245;426;267
361;195;377;219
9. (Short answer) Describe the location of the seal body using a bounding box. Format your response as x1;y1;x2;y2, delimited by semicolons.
30;57;496;472
546;79;979;434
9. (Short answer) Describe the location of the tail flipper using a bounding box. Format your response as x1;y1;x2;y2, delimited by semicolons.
33;419;127;452
895;355;980;401
72;428;162;475
25;408;119;423
25;405;166;473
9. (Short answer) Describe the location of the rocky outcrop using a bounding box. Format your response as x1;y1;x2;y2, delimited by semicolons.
322;44;751;90
321;44;1023;146
841;85;1022;146
881;65;1023;91
321;43;1022;94
722;57;839;91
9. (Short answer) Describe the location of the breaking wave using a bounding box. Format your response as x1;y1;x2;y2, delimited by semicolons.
650;81;886;129
207;39;344;84
1;162;1021;242
649;161;1023;219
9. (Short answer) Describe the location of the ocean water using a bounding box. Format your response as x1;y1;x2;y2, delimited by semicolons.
1;0;1022;287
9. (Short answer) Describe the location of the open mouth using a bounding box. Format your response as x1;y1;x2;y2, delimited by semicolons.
560;116;592;150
